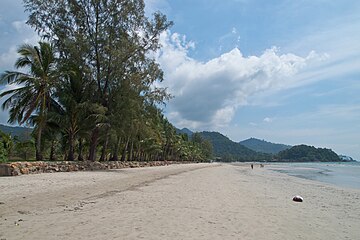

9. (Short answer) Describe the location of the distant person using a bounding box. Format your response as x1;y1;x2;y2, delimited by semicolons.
251;164;253;169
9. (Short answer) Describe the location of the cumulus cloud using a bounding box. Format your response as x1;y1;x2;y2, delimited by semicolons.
156;31;326;129
0;20;39;72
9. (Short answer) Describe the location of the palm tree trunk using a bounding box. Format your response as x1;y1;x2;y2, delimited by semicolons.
36;126;43;161
88;127;99;161
67;131;75;161
99;132;109;161
49;139;56;161
77;138;84;161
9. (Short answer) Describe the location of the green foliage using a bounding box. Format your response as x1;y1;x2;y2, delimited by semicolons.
200;139;213;159
0;42;60;161
22;0;173;161
14;140;35;161
275;145;341;162
190;132;213;160
0;1;211;162
0;143;7;163
0;130;11;162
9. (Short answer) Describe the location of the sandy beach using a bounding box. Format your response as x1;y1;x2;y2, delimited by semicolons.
1;163;359;240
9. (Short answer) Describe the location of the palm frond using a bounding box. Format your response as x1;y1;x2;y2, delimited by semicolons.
0;71;29;85
21;91;42;124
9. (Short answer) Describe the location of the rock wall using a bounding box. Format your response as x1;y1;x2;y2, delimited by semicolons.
0;161;195;177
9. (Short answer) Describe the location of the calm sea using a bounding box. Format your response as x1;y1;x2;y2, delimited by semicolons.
268;162;360;190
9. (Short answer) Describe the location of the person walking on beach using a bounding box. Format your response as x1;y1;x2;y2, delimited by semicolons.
251;164;253;169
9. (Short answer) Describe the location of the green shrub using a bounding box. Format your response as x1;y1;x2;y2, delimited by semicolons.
0;143;7;163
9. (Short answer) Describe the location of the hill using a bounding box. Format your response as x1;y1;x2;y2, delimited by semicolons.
0;124;32;141
176;128;193;137
240;138;291;154
275;145;341;162
199;131;271;161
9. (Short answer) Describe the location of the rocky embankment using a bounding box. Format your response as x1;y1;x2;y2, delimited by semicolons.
0;161;195;176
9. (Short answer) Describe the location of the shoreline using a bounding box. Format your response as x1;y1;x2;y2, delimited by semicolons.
1;163;359;239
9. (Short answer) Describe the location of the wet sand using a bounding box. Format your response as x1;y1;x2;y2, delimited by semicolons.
1;163;359;239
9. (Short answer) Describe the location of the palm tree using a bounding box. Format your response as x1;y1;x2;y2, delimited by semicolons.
47;65;86;161
0;42;58;161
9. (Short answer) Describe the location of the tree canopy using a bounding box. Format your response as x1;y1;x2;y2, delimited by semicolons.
0;0;212;162
275;145;341;162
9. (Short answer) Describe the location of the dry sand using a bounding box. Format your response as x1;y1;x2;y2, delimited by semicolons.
1;163;359;239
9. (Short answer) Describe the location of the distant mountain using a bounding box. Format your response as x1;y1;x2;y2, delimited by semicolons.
176;128;193;137
199;131;271;161
240;138;291;154
275;145;341;162
0;124;32;141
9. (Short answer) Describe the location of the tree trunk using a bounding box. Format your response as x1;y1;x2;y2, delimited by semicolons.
99;132;109;161
112;136;121;161
49;140;56;161
129;141;134;161
88;127;99;161
67;131;75;161
77;138;84;161
35;126;43;161
121;137;130;161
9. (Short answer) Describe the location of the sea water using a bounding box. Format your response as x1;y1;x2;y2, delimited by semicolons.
268;162;360;190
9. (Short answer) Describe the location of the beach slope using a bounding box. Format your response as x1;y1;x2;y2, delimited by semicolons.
1;163;359;239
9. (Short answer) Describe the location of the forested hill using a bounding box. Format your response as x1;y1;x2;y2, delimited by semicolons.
275;145;341;162
0;124;32;141
199;131;271;161
240;138;291;154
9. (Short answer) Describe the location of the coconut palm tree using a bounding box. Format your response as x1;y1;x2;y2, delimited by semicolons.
0;42;58;161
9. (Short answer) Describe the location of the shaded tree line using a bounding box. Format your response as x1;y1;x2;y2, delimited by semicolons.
0;129;35;162
0;0;212;162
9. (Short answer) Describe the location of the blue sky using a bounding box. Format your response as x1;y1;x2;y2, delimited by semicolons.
1;0;360;159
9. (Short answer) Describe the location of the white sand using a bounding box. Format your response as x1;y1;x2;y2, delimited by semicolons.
1;163;359;239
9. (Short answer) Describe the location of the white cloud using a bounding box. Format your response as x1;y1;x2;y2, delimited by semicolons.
12;20;27;32
157;31;325;129
0;21;39;72
263;117;273;123
0;46;17;71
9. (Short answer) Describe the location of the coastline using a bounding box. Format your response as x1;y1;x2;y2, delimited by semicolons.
1;163;359;239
